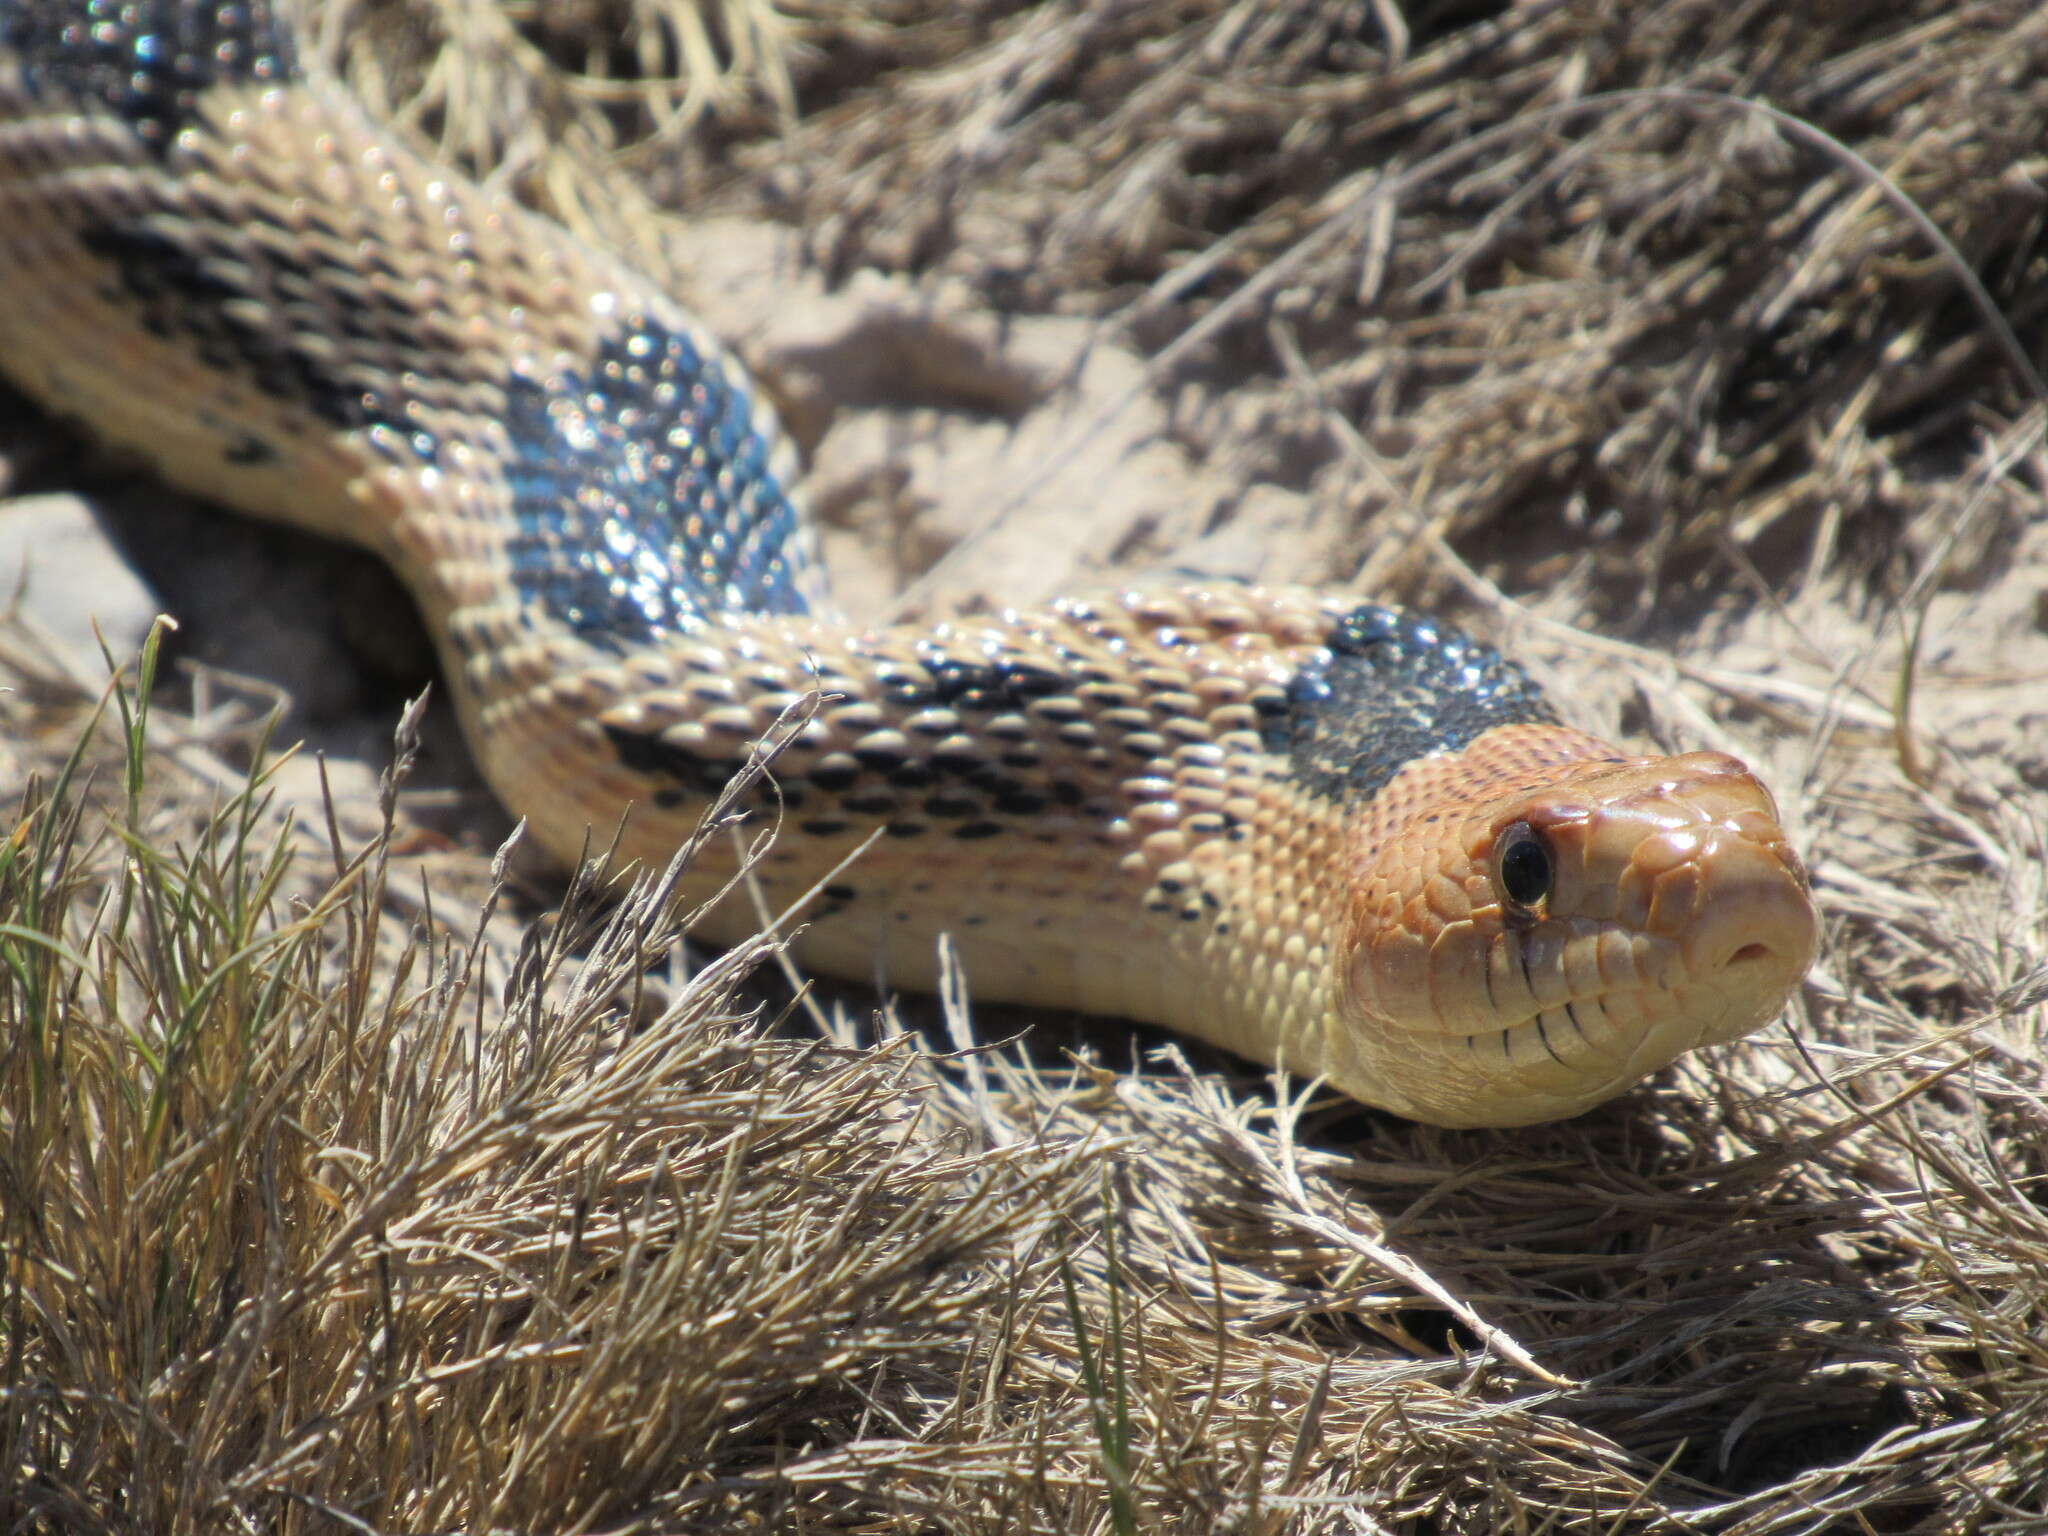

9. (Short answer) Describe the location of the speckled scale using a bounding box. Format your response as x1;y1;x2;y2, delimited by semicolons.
3;0;298;154
1269;604;1557;804
501;321;813;644
580;590;1563;907
0;0;818;644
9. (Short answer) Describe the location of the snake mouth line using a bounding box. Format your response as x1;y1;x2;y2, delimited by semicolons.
1468;976;1696;1065
1482;1000;1614;1064
1481;943;1801;1078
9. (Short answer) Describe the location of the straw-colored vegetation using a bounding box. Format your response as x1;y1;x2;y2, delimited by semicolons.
6;0;2048;1530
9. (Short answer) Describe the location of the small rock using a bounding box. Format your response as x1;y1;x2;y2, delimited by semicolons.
0;492;162;680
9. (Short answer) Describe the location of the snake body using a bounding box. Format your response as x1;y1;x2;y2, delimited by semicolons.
0;0;1818;1126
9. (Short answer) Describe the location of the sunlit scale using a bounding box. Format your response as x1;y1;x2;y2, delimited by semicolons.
6;0;296;154
500;328;812;645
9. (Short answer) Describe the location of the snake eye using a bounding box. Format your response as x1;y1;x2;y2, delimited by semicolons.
1494;822;1553;916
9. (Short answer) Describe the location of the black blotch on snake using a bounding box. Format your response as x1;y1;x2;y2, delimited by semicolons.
501;321;813;646
1268;604;1558;805
4;0;297;155
79;223;396;435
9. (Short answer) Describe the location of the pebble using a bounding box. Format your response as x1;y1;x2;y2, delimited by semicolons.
0;492;162;681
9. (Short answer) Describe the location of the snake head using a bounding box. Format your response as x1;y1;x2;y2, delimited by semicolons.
1334;746;1818;1128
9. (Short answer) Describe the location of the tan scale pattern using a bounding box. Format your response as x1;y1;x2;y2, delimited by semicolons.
0;15;1818;1125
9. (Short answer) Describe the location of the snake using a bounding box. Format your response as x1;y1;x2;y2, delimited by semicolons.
0;0;1818;1128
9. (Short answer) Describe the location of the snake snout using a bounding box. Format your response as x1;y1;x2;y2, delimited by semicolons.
1669;808;1818;1045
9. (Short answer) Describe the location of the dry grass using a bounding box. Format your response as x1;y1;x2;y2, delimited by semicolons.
7;0;2048;1531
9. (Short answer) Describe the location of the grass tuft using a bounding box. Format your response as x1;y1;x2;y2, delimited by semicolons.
0;638;1096;1532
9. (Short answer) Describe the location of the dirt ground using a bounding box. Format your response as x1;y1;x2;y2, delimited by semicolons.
5;1;2048;1531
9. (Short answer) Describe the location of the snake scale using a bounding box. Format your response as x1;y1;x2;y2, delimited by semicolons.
0;0;1818;1126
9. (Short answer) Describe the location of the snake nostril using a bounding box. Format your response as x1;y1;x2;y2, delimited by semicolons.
1728;942;1773;967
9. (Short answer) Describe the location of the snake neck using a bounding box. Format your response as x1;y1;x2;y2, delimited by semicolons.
458;592;1585;1063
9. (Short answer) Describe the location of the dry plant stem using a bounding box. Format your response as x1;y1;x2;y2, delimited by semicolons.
888;84;2047;620
1262;1079;1574;1391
